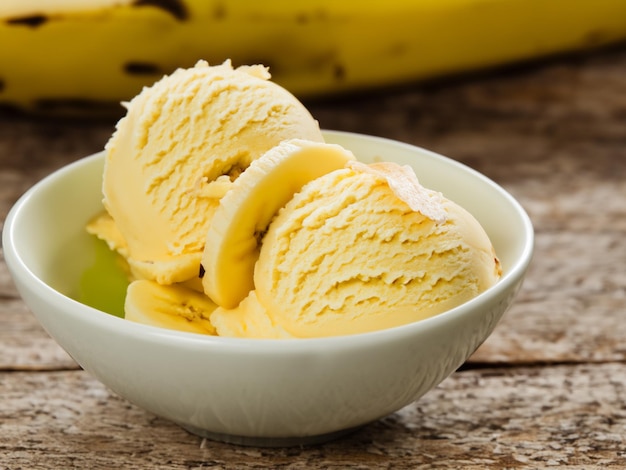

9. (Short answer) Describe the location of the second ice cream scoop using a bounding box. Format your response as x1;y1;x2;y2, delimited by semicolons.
212;161;502;338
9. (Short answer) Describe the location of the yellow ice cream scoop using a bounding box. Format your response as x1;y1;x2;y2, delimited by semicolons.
102;60;323;286
212;160;501;338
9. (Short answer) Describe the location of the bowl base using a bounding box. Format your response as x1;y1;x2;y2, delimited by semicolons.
180;422;366;447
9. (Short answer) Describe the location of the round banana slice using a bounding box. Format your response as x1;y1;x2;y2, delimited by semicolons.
125;280;217;335
201;139;356;308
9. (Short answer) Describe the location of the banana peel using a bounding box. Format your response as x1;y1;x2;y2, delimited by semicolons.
2;0;626;116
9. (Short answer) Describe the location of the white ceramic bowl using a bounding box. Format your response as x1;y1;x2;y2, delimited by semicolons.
3;131;533;446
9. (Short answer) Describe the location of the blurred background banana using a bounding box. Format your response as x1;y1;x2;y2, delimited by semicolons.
2;0;626;116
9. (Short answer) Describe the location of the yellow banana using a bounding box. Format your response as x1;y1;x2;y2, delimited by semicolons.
2;0;626;115
86;211;129;260
201;139;355;309
86;210;206;292
124;279;217;335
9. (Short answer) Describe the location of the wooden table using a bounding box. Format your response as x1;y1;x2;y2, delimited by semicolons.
2;45;626;469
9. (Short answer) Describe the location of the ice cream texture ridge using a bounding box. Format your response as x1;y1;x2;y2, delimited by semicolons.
87;59;502;339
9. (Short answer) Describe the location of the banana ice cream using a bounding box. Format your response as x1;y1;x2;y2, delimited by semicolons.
210;160;501;338
89;60;501;339
100;60;323;285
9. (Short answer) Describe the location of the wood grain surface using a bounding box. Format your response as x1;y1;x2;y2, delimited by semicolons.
1;44;626;468
2;364;625;469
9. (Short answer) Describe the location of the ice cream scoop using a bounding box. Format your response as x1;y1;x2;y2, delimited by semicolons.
211;161;501;338
102;60;323;285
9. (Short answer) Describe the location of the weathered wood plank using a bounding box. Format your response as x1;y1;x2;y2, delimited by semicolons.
0;299;77;370
472;230;626;364
1;363;625;469
0;251;77;370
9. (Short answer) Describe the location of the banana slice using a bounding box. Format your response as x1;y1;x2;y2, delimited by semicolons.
125;280;217;335
86;211;129;258
201;139;356;308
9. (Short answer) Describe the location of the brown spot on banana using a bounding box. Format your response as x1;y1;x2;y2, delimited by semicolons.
124;62;164;75
5;14;48;27
584;29;612;47
133;0;189;21
213;2;226;20
295;9;331;24
333;64;346;81
387;42;410;57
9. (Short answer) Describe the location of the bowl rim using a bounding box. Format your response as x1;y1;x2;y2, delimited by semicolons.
3;130;534;352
